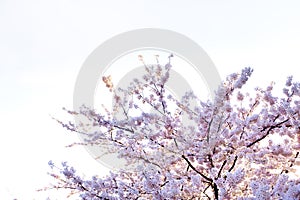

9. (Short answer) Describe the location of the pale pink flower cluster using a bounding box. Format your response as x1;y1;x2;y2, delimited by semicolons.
46;57;300;199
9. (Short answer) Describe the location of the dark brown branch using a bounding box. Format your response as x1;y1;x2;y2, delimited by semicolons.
213;182;219;200
247;118;289;148
181;155;212;182
203;192;211;200
207;117;214;142
240;101;261;139
203;184;212;200
239;126;246;140
112;124;134;133
281;151;300;174
160;180;169;187
290;152;299;168
155;83;167;114
186;165;190;172
228;156;238;172
51;181;104;199
208;154;214;168
217;160;227;178
272;114;280;122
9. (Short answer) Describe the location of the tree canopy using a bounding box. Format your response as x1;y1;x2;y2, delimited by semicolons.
45;57;300;199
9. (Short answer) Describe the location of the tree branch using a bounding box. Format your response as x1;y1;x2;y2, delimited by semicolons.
217;160;227;178
228;156;238;172
213;182;219;200
181;155;212;182
247;118;289;148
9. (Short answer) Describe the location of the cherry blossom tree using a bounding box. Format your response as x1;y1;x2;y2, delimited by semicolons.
45;56;300;199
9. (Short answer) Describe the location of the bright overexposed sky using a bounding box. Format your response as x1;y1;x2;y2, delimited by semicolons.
1;0;300;199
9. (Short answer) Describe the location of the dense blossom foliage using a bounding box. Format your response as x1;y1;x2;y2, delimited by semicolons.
46;56;300;199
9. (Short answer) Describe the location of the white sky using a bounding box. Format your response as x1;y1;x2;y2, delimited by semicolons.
1;0;300;199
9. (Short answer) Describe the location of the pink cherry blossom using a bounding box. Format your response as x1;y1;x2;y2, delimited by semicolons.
45;56;300;199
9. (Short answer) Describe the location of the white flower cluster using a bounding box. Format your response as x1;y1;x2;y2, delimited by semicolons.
47;57;300;199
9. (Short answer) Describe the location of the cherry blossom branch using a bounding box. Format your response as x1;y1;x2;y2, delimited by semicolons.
281;151;300;174
247;118;289;148
153;82;167;114
213;182;219;200
217;160;227;178
228;155;238;172
203;184;212;200
208;154;214;168
181;154;212;182
290;152;299;168
45;172;104;199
